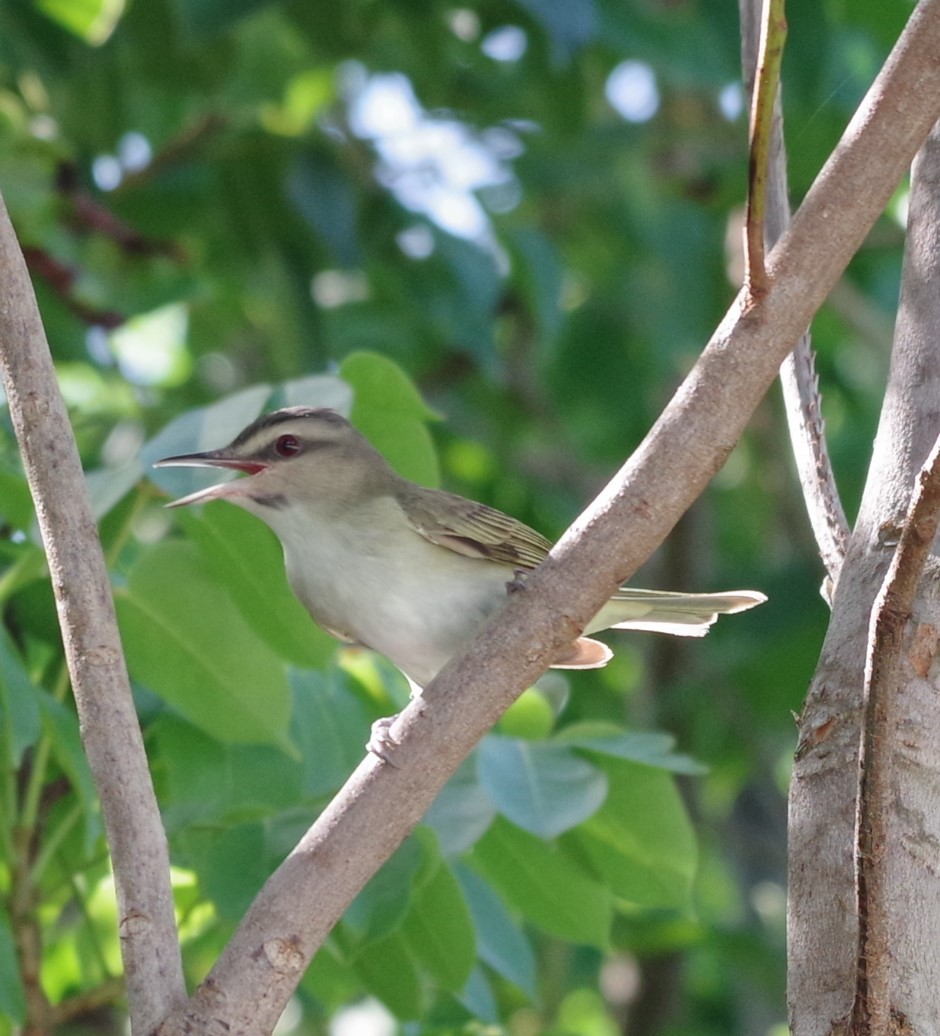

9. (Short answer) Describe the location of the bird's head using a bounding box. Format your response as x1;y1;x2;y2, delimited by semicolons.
154;406;394;514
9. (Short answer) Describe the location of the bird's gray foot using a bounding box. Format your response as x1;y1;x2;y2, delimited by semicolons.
367;714;402;765
506;568;528;594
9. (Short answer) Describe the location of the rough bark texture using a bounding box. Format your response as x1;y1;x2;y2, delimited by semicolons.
788;122;940;1035
0;193;187;1032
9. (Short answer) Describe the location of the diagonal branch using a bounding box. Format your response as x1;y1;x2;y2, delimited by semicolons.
0;193;186;1033
151;2;940;1032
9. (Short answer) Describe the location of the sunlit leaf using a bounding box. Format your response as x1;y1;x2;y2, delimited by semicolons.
341;352;440;487
116;540;292;750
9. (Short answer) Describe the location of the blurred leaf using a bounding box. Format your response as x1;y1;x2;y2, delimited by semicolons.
0;906;25;1025
200;822;269;920
353;930;422;1020
513;0;598;60
341;351;441;487
152;715;303;831
478;736;608;837
37;692;100;853
116;540;293;750
290;668;373;797
143;385;274;500
174;0;274;36
0;469;33;530
425;756;496;858
177;505;334;668
455;863;537;999
0;626;41;767
554;721;708;775
84;460;144;520
344;835;424;949
563;757;697;911
400;857;476;992
287;150;361;265
471;816;612;946
457;965;498;1024
36;0;125;44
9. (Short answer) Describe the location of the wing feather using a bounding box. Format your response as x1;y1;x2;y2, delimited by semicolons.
399;487;551;569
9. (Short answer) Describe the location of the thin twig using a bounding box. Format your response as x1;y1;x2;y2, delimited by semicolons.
741;0;850;590
0;191;186;1032
744;0;787;297
853;433;940;1033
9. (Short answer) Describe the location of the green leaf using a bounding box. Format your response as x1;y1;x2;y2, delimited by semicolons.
455;863;537;999
471;816;612;946
478;736;608;837
36;0;125;44
425;756;496;857
563;757;697;911
458;965;498;1023
0;469;33;531
143;384;274;502
174;0;275;37
116;540;293;750
344;836;425;949
353;931;422;1019
200;822;269;921
400;858;476;992
290;669;373;797
152;715;303;831
177;505;334;668
341;352;441;487
0;626;41;766
0;905;25;1024
37;692;101;853
554;722;707;775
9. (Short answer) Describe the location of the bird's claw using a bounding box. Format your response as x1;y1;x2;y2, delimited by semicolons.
367;714;402;765
506;568;528;594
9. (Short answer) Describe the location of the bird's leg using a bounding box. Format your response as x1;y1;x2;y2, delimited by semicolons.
365;676;422;764
366;715;401;765
506;567;528;594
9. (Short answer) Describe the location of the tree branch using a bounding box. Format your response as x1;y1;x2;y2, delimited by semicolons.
853;434;940;1033
788;88;940;1036
0;193;186;1031
741;0;850;590
151;2;940;1032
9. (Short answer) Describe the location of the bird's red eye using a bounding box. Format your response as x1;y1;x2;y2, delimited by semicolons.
275;434;301;457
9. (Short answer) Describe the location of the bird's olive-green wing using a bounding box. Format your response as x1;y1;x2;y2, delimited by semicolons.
399;486;552;569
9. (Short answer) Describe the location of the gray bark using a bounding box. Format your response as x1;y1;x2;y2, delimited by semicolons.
788;122;940;1034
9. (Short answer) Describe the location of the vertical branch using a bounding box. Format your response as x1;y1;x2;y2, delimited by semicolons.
852;434;940;1033
0;190;186;1030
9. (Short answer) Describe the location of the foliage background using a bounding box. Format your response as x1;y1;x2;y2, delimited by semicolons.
0;0;908;1033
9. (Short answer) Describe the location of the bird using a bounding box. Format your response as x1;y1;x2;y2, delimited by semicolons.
155;406;766;693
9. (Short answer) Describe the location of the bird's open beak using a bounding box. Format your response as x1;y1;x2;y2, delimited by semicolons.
153;451;268;508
